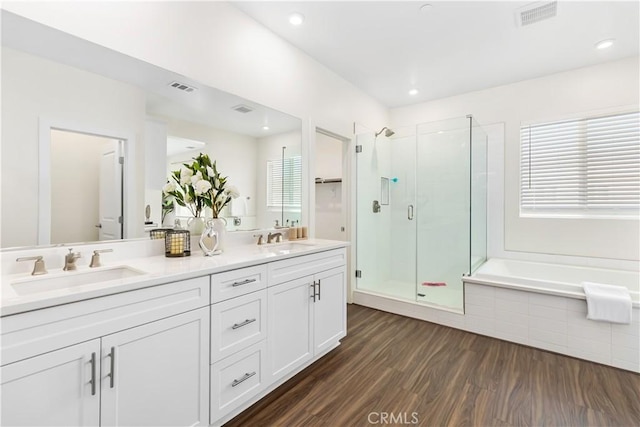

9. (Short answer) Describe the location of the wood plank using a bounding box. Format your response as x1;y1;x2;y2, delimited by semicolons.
227;304;640;427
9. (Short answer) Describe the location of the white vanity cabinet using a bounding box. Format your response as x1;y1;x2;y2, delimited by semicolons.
100;307;209;426
1;276;210;427
1;339;102;426
267;248;347;382
209;265;269;423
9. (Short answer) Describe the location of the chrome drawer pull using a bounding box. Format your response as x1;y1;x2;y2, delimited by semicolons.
90;352;97;396
310;283;316;302
231;278;257;287
108;347;115;388
231;371;256;387
232;318;257;330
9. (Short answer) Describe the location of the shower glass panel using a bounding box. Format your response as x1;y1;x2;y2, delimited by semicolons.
355;116;486;312
355;131;416;299
415;117;471;311
470;117;488;274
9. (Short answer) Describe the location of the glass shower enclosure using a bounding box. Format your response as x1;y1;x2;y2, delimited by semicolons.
355;115;487;311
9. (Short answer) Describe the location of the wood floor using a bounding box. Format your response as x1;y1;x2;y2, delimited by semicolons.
227;304;640;427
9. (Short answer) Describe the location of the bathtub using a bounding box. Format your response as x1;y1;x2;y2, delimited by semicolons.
461;258;640;372
466;258;640;307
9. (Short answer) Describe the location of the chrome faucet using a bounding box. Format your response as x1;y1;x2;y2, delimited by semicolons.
17;256;47;276
63;249;82;271
267;232;283;244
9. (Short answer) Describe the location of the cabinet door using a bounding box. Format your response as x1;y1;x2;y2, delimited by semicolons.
267;275;314;381
100;308;209;427
1;339;101;426
313;267;347;354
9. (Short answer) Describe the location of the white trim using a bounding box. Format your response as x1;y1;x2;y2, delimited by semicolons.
520;104;639;127
38;117;136;245
314;125;353;303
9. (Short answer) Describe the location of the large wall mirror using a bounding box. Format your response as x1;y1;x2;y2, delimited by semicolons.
1;11;303;249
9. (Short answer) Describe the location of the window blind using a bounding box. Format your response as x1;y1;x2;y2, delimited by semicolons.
520;111;640;215
267;156;302;209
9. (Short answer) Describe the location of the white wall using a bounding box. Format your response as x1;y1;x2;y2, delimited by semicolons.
390;56;640;263
0;47;146;248
144;118;168;227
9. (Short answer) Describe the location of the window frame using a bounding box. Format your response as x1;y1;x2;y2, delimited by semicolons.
519;107;640;220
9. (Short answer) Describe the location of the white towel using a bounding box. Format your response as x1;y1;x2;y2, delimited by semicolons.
582;281;632;324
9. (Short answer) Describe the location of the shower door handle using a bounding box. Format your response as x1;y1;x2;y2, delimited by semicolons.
408;205;414;220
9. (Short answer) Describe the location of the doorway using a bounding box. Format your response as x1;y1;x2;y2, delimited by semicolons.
314;130;348;241
49;129;124;244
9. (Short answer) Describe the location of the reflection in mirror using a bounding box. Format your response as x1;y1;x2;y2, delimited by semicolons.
0;11;303;249
50;130;124;244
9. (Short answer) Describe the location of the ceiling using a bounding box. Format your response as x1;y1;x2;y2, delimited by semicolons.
234;1;640;108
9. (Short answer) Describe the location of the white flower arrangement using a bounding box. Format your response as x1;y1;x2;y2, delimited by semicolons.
164;153;239;218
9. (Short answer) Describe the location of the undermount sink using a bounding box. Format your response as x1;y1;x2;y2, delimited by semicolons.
263;242;317;254
11;266;146;296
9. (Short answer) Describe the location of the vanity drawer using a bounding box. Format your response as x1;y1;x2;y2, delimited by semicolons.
210;340;267;423
211;264;267;303
268;248;346;286
211;289;267;363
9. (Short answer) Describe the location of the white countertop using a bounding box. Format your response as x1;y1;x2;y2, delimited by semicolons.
1;239;349;317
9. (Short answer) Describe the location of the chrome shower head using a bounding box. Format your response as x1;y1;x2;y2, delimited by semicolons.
375;126;395;138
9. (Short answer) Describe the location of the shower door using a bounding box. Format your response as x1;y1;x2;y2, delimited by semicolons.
355;130;417;299
355;117;487;312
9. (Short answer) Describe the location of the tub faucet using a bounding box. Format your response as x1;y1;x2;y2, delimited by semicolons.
63;249;82;271
267;232;283;244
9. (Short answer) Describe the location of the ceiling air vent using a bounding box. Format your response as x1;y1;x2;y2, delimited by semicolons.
169;81;197;93
516;1;557;26
232;104;254;114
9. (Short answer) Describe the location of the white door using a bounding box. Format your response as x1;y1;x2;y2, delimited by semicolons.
100;308;209;427
313;267;347;355
1;339;101;426
98;140;122;240
267;275;314;381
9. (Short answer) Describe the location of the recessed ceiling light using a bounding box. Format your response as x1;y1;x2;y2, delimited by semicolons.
289;13;304;26
408;89;419;96
420;4;433;14
262;125;270;131
595;39;615;50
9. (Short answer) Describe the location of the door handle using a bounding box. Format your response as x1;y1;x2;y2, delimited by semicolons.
90;352;97;396
317;279;321;301
310;283;316;302
408;205;414;220
95;224;102;228
108;347;115;388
